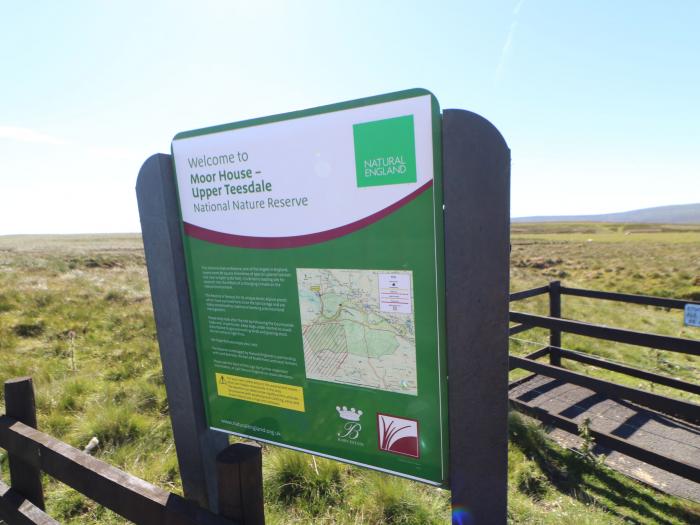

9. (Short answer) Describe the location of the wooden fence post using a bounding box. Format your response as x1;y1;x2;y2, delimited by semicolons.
4;377;45;510
216;443;265;525
549;280;562;366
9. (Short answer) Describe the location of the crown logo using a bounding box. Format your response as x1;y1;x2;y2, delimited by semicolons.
336;406;363;422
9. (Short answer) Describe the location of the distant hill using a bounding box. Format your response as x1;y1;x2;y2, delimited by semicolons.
513;203;700;224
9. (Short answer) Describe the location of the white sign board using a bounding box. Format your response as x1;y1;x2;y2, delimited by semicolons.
171;95;435;241
685;304;700;327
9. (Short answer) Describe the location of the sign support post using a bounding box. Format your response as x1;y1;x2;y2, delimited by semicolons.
137;154;229;511
443;109;510;524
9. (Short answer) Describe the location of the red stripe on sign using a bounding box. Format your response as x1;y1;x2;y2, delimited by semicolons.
184;180;433;249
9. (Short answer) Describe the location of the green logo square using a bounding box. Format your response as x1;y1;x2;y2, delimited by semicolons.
353;115;417;187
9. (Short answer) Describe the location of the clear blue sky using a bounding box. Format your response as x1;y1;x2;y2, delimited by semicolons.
1;1;698;234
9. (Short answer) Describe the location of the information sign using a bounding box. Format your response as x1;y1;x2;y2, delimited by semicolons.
170;89;448;484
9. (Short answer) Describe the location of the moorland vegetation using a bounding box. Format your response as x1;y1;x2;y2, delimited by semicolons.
0;223;699;523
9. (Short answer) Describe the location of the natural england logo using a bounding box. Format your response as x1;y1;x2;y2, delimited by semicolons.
353;115;417;187
336;406;364;446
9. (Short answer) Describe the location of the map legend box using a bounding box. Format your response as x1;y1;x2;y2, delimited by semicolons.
379;273;413;314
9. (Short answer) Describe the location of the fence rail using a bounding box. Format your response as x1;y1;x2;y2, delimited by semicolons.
556;347;700;396
0;479;58;525
508;282;700;309
509;356;700;424
509;281;700;483
560;285;700;310
510;311;700;356
0;377;264;525
0;416;234;525
509;285;550;302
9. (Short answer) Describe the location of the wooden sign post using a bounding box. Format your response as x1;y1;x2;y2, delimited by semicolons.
442;109;509;524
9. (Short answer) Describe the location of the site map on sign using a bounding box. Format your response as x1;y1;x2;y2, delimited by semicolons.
296;268;417;395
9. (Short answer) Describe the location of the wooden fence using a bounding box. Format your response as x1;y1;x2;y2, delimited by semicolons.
0;377;264;525
509;280;700;483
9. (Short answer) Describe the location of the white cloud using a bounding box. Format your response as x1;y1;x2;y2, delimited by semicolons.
0;125;142;161
86;145;143;162
0;126;67;145
513;0;525;16
495;0;526;84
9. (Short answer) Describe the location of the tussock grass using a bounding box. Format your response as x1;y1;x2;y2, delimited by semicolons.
263;449;448;523
355;474;447;524
70;404;149;448
266;451;347;514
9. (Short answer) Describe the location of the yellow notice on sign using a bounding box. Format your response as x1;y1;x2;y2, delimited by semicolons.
215;373;305;412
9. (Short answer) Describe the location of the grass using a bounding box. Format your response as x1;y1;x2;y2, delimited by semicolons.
263;449;449;524
0;226;698;524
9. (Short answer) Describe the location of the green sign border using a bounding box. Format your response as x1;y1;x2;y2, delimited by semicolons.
171;88;448;486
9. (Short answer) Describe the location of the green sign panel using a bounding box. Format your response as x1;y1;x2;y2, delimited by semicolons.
171;89;448;485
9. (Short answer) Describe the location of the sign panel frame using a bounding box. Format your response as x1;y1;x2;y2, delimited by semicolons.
170;89;449;485
138;99;510;522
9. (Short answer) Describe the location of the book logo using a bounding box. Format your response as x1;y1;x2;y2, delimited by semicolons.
377;413;420;458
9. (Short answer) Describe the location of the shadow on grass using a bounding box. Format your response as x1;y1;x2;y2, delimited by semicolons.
509;412;700;524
